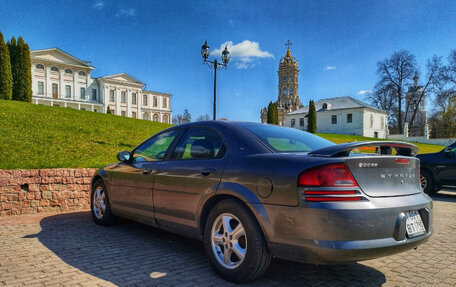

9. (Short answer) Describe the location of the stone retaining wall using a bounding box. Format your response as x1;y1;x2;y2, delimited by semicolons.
0;168;97;216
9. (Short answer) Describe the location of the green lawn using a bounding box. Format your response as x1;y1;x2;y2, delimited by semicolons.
0;100;446;170
0;100;171;169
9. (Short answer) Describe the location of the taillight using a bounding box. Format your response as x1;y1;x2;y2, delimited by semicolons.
298;163;358;187
298;163;362;202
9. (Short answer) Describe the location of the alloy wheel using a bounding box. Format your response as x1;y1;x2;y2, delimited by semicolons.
93;186;106;219
210;213;247;270
420;175;427;191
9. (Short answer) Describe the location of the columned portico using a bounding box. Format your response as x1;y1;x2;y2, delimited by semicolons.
30;48;172;123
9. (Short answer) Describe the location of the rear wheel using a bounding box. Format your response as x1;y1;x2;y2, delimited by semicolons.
204;199;271;283
91;179;117;225
420;170;436;195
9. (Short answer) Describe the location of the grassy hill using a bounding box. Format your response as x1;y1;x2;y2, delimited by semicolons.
0;100;172;169
0;100;446;169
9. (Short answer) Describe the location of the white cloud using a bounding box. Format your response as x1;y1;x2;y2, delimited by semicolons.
117;8;136;17
358;89;372;95
325;66;336;70
93;1;104;9
211;40;273;69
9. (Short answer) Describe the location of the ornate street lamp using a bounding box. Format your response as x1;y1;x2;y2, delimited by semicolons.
201;40;230;120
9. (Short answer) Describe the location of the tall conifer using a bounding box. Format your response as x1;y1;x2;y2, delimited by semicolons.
307;100;317;133
0;32;13;100
8;37;32;102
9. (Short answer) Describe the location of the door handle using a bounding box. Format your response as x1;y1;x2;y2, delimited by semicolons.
143;168;152;175
201;168;216;176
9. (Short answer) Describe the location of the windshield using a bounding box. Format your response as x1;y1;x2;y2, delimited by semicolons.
238;123;334;152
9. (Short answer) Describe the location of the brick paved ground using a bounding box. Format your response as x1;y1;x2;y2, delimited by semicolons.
1;190;455;287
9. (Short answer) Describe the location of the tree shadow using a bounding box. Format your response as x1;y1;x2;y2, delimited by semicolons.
30;212;386;286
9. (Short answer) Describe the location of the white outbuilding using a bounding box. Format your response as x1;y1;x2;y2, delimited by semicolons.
284;96;388;138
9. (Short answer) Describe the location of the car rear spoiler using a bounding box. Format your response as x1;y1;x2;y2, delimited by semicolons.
308;141;419;157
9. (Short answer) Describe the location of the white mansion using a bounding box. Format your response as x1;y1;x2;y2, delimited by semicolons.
30;48;172;123
285;96;388;138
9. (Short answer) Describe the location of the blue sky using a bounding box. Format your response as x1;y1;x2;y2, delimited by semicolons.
1;0;455;121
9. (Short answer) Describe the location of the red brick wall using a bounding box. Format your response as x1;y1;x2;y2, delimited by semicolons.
0;169;97;216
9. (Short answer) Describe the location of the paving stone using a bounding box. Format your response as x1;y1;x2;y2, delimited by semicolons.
0;193;456;286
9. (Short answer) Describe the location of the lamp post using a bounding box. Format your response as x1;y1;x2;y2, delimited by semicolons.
201;40;230;120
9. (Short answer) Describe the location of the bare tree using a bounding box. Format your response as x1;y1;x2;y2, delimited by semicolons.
406;56;444;130
374;50;416;133
172;109;192;125
442;49;456;87
196;114;211;121
366;83;397;126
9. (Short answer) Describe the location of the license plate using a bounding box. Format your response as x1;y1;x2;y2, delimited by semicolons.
405;210;426;238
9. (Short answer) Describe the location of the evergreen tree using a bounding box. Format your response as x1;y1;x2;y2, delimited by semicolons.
8;37;32;102
307;100;317;133
0;32;12;100
267;102;279;125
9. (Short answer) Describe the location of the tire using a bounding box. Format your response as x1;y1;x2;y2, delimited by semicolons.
204;199;271;283
91;179;117;225
420;170;436;195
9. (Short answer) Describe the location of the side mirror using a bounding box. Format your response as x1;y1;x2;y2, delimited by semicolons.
117;151;131;162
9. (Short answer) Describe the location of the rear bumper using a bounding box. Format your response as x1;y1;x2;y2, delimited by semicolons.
252;192;433;264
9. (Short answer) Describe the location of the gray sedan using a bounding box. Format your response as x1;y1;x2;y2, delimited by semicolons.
91;121;432;282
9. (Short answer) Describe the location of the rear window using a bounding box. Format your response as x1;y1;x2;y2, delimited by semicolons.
238;123;334;152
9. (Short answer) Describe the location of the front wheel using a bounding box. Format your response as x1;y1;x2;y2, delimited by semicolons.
204;199;271;283
420;170;436;195
91;179;117;225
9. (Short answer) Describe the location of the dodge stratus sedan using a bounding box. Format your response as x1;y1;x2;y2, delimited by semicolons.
91;121;433;282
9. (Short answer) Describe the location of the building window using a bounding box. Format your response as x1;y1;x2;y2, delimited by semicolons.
153;114;159;121
65;85;71;98
162;98;167;108
322;103;328;110
51;67;59;72
370;114;374;128
282;87;287;95
132;112;137;118
331;115;337;124
92;89;97;100
153;96;158;107
381;116;385;129
163;114;169;123
291;119;295;127
143;94;148;106
347;113;352;123
143;112;150;120
283;76;286;82
132;93;137;105
121;111;126;117
121;91;126;103
110;90;115;102
289;87;293;95
65;69;72;74
374;131;378;138
36;64;44;69
94;109;97;112
289;76;293;82
52;83;58;98
80;87;85;99
299;118;304;126
38;81;44;95
78;71;86;76
80;108;85;111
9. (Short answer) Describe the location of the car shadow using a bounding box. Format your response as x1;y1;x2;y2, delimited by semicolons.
432;189;456;203
29;212;386;286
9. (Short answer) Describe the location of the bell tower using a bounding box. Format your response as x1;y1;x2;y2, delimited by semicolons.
277;44;300;111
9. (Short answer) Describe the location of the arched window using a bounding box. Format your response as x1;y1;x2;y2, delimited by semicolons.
65;69;72;74
283;76;286;82
289;87;293;95
282;87;287;95
162;114;169;124
78;71;86;76
322;103;328;110
36;64;44;69
143;112;150;121
51;67;59;72
289;76;293;82
153;114;159;122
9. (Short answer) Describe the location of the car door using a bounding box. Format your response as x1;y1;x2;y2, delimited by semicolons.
109;129;181;223
153;126;229;235
436;144;456;186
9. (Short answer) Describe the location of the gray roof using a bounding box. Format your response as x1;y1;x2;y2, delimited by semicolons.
287;96;386;115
